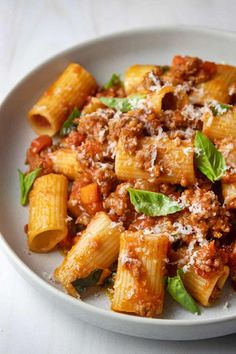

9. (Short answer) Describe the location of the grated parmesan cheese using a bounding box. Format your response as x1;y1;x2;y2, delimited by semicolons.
65;215;73;223
173;222;194;235
148;71;162;92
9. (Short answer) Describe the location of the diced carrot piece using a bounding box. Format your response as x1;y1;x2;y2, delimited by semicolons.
80;183;99;204
84;200;103;216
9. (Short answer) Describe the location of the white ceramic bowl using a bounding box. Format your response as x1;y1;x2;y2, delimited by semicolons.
0;26;236;340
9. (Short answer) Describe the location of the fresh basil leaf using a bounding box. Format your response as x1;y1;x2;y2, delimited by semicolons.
167;269;200;315
71;269;103;294
128;188;182;216
194;131;226;182
209;102;232;116
103;73;123;89
18;167;42;206
60;107;80;136
103;272;115;288
99;94;146;113
160;65;170;74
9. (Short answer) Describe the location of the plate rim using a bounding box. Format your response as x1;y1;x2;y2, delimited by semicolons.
1;24;236;328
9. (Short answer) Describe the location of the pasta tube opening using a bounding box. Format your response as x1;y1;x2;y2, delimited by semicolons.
30;229;66;253
28;63;97;136
161;91;177;111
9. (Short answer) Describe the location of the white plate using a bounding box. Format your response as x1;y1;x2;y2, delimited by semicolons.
0;26;236;340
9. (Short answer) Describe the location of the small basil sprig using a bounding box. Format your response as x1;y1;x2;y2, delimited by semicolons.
103;73;123;89
99;94;146;113
209;102;232;116
71;269;103;294
167;269;200;315
160;65;170;74
128;188;182;217
60;107;80;136
18;167;42;206
194;131;226;182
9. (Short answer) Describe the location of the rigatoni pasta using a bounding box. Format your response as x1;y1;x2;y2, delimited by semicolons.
183;266;229;306
28;174;68;252
28;63;97;136
54;212;124;296
112;232;169;316
19;54;236;319
115;136;195;186
124;64;157;94
191;64;236;104
202;106;236;141
49;148;81;180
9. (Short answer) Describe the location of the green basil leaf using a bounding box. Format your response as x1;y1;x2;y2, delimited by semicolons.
209;102;232;116
194;131;226;182
71;269;103;294
103;73;123;89
18;167;42;206
167;269;200;315
160;65;170;74
103;272;115;289
128;188;182;216
60;107;80;136
99;94;146;113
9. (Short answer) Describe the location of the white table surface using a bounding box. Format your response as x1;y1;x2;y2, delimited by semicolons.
1;1;236;353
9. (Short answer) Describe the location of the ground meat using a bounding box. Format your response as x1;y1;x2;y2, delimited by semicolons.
77;109;113;143
138;112;162;136
142;67;165;91
194;174;212;191
108;111;145;153
103;182;135;225
77;138;108;166
156;183;179;196
136;142;160;176
91;163;117;197
129;214;176;242
121;247;144;279
194;241;228;277
26;148;53;175
61;131;85;148
159;110;189;130
129;215;159;232
156;107;202;131
179;188;231;239
168;128;195;141
96;84;126;98
171;55;217;84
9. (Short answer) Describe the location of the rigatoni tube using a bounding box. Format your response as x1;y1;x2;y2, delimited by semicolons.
115;136;195;186
191;64;236;104
202;106;236;141
49;148;81;180
28;173;68;253
182;266;229;306
124;64;157;95
112;232;169;317
28;63;97;136
54;212;124;296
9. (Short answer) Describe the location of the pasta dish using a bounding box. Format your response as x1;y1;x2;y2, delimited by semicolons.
18;55;236;317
